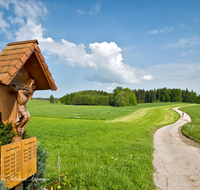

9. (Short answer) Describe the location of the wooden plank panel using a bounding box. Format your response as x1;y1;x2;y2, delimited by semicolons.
1;48;28;55
8;67;18;76
34;44;41;53
53;83;57;90
0;66;12;73
14;60;23;69
11;75;30;86
7;39;38;46
0;73;6;80
34;51;57;90
0;54;24;61
29;44;35;51
0;84;17;124
45;69;51;77
25;48;32;56
24;52;51;90
1;73;11;84
38;53;45;62
20;54;28;63
21;137;37;180
49;76;55;84
41;61;48;70
0;60;20;67
1;141;22;189
3;43;33;51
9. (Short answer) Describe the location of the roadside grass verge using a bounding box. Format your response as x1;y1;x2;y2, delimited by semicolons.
180;105;200;143
26;101;190;189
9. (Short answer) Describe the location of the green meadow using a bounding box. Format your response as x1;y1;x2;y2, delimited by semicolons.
26;100;191;189
180;105;200;143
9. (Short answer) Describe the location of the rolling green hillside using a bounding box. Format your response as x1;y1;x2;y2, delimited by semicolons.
26;101;191;189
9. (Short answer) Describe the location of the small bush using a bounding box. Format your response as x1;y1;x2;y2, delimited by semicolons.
0;181;8;190
0;122;15;187
45;171;70;190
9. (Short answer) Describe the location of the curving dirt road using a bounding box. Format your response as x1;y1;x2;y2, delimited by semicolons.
153;107;200;190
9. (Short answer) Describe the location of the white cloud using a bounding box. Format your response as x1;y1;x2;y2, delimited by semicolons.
8;16;25;25
0;0;48;40
107;86;115;90
0;12;11;38
16;20;152;84
143;75;153;80
0;12;10;32
181;50;195;56
162;37;200;49
179;23;191;30
179;24;186;28
78;4;100;16
149;30;159;34
3;0;152;85
0;0;10;9
149;62;200;81
77;9;85;14
15;19;53;43
89;5;99;15
12;0;47;22
0;0;47;22
149;27;173;34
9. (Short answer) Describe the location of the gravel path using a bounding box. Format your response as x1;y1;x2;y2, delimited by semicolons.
153;107;200;190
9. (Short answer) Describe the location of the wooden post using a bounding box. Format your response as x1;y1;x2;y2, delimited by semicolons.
12;125;23;190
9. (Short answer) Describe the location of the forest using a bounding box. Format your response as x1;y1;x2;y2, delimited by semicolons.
59;87;200;106
133;88;200;104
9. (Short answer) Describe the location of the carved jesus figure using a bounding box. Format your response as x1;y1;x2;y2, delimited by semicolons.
9;79;35;135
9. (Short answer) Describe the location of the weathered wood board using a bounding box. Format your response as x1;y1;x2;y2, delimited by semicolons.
21;136;37;180
1;137;37;189
1;141;22;188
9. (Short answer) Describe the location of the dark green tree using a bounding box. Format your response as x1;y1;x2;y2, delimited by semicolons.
49;95;55;103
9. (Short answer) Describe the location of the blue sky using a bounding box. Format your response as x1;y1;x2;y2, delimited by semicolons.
0;0;200;98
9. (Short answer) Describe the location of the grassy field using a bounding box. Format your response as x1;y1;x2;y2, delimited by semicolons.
27;100;185;120
180;105;200;143
26;100;191;189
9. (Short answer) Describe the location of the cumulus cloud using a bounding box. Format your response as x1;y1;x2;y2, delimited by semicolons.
16;20;152;84
162;37;200;49
0;0;47;39
2;0;153;85
149;27;173;34
0;0;48;22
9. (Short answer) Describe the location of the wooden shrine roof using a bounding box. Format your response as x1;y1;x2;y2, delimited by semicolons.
0;39;57;90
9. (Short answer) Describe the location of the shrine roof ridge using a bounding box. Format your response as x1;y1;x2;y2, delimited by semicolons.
0;39;57;91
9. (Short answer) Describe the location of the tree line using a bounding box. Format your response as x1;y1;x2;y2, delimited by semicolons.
57;87;200;106
60;90;112;106
133;88;200;104
59;87;137;107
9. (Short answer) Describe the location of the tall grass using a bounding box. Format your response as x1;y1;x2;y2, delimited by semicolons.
26;101;191;189
180;105;200;143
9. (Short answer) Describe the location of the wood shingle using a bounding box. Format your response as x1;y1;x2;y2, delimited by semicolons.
0;39;57;90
